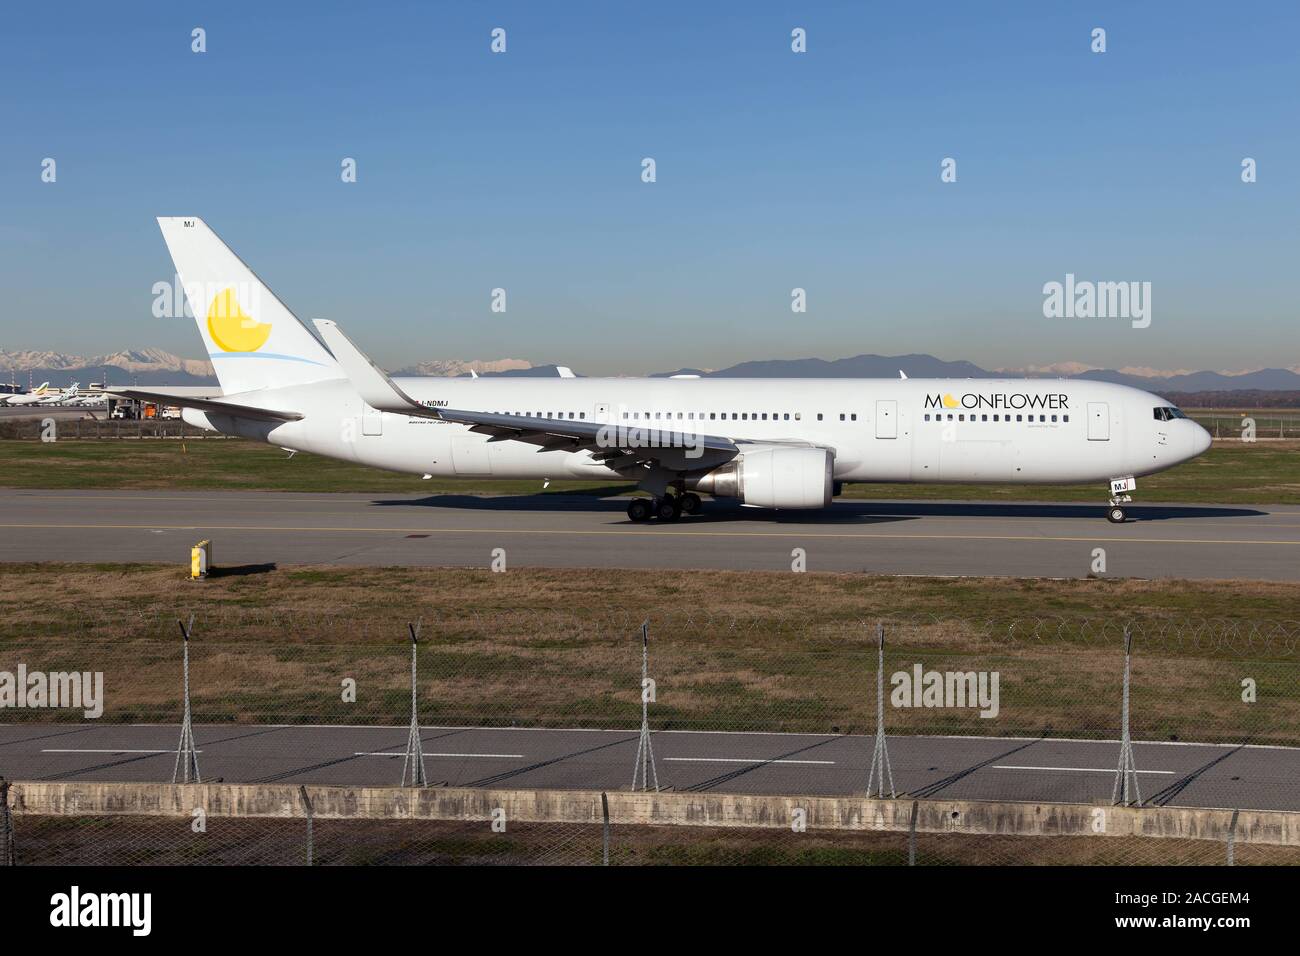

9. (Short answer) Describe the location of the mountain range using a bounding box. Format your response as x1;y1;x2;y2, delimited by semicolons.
4;348;1299;394
653;354;1300;392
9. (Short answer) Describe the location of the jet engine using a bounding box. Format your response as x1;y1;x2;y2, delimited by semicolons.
686;447;834;509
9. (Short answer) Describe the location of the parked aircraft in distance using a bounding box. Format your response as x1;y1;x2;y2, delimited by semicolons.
111;218;1212;523
4;382;79;406
1;382;52;405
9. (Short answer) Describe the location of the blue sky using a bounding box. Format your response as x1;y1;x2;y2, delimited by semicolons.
1;1;1296;374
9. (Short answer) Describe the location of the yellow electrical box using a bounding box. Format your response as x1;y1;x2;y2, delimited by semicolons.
190;539;212;580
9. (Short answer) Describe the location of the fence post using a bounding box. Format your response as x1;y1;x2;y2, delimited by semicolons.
1111;626;1142;806
0;777;14;866
172;615;201;784
907;799;919;866
1226;808;1239;866
300;786;314;866
400;619;427;787
867;622;896;798
631;621;660;792
601;791;610;866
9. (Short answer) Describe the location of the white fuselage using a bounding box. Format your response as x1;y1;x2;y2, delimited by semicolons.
191;376;1211;489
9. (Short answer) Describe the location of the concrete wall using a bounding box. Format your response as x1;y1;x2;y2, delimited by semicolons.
8;780;1297;846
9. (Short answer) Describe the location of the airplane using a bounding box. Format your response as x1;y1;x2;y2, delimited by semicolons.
2;382;50;403
35;382;81;406
65;391;107;407
110;217;1213;524
3;382;54;406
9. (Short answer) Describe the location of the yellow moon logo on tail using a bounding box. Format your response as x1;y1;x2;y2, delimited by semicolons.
206;287;271;353
942;393;959;408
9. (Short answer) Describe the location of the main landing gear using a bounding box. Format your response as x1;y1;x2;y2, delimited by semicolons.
627;491;702;523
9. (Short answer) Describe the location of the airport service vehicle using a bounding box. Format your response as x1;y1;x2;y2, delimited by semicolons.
111;218;1212;523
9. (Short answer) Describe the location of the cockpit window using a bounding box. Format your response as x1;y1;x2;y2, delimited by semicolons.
1153;406;1187;421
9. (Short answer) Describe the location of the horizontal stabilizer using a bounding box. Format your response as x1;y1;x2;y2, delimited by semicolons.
312;319;427;415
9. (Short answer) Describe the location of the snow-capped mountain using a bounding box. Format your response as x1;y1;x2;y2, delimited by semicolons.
0;348;214;377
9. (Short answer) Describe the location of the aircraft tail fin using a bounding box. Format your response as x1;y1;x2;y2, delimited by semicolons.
156;217;342;393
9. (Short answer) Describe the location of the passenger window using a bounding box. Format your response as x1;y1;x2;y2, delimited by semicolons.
981;414;988;422
839;413;846;421
1063;415;1068;422
1016;415;1022;422
924;414;931;422
1051;414;1057;422
850;413;857;421
817;413;823;421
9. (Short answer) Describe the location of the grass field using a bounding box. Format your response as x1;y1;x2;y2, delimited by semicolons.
3;561;1298;628
1;563;1294;743
1;436;1298;502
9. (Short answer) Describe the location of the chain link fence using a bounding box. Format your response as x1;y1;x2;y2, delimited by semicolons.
0;417;227;440
1;612;1297;864
5;782;1298;867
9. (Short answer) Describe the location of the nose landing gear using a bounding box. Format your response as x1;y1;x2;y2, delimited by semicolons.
1107;476;1136;523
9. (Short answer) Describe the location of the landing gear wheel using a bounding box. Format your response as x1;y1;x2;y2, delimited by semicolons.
627;498;653;522
1107;506;1127;524
678;492;702;515
654;496;683;521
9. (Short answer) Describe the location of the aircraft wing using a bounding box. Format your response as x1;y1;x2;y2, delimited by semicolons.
105;388;304;423
432;407;738;457
312;319;739;465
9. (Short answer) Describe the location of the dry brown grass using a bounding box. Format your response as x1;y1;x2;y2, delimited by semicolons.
3;562;1299;641
1;563;1294;741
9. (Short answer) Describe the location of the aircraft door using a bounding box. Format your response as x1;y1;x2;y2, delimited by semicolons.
362;407;383;436
875;400;897;439
451;432;492;473
1087;402;1110;441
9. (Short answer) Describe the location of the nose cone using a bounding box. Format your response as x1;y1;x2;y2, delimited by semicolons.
1189;422;1212;458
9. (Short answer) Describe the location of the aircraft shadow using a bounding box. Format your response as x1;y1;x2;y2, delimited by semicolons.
369;493;914;524
369;494;1266;524
845;501;1268;521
